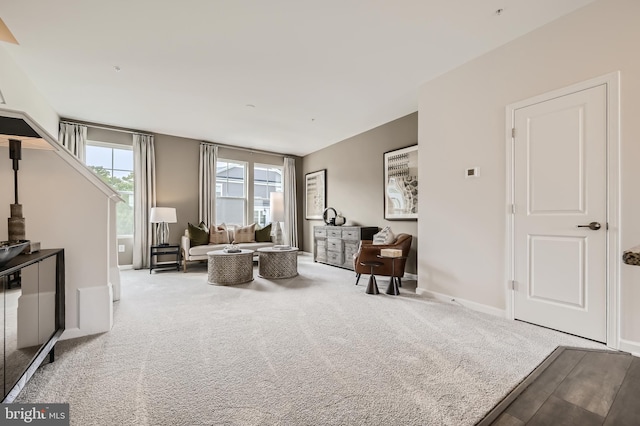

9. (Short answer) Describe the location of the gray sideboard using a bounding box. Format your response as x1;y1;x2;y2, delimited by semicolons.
314;225;378;270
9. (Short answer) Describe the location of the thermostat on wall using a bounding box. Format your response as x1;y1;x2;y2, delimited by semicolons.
465;167;479;178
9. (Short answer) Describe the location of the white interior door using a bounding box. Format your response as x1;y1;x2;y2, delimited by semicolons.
513;84;607;343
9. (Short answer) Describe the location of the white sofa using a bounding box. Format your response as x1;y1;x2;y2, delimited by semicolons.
180;228;274;272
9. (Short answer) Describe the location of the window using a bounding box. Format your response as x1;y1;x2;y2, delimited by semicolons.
254;165;283;227
85;142;134;236
216;159;247;226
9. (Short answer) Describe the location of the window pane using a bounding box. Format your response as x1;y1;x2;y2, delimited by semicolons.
254;185;268;199
113;170;131;180
87;143;135;237
87;166;111;183
216;198;245;226
227;182;244;197
113;148;133;170
254;165;283;227
86;145;113;169
117;193;134;235
216;160;245;197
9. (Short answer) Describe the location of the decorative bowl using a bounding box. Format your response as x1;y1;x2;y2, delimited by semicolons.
223;244;241;253
0;240;30;268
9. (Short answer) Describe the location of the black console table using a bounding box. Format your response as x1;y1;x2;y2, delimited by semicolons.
150;244;181;273
0;249;65;402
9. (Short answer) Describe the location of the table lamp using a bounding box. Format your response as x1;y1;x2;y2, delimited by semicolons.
269;192;284;245
150;207;177;245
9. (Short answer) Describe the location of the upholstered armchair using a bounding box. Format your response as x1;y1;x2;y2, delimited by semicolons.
353;233;412;285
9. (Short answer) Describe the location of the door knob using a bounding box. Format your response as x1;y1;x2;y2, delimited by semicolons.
576;222;601;230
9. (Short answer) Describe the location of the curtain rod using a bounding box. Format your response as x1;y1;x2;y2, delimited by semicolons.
62;120;296;158
203;141;295;159
60;120;152;137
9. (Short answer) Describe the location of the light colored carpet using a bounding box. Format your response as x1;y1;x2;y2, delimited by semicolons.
16;254;604;425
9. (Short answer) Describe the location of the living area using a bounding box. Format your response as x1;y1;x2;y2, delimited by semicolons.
2;0;640;424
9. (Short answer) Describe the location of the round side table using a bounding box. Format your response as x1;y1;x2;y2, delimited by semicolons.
360;261;383;295
207;249;254;285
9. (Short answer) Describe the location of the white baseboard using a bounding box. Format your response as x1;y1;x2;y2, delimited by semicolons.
404;272;418;280
619;339;640;357
416;288;506;318
118;264;133;270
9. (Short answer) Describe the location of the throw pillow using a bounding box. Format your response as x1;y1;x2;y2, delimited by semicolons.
255;223;272;242
233;223;256;243
373;226;396;245
188;221;209;246
209;224;230;244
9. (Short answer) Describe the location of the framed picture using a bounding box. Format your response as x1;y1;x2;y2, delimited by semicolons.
384;145;418;220
305;169;326;219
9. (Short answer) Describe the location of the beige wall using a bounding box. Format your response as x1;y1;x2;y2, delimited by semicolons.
418;0;640;348
87;127;133;146
153;134;200;246
302;113;418;274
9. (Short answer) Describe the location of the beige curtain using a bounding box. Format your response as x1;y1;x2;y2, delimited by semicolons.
133;134;156;269
58;122;87;161
199;143;217;226
283;157;298;247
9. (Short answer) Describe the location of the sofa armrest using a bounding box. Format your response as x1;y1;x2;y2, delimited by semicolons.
181;235;191;259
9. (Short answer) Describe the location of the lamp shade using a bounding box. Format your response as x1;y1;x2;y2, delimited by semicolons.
149;207;177;223
269;192;284;222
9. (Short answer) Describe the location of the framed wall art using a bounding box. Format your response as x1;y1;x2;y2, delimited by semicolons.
384;145;418;220
305;169;326;219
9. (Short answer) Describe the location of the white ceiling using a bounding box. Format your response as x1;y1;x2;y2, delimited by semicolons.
0;0;595;157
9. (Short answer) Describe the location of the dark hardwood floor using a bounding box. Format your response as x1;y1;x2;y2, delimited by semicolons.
478;346;640;425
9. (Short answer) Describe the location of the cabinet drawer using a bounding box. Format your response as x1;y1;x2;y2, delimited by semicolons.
314;227;327;238
344;242;358;259
327;238;343;252
316;240;326;250
327;229;342;238
327;251;344;265
341;229;360;241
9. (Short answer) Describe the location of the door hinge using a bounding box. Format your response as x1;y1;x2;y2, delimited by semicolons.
509;280;517;290
511;204;516;214
512;128;516;138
